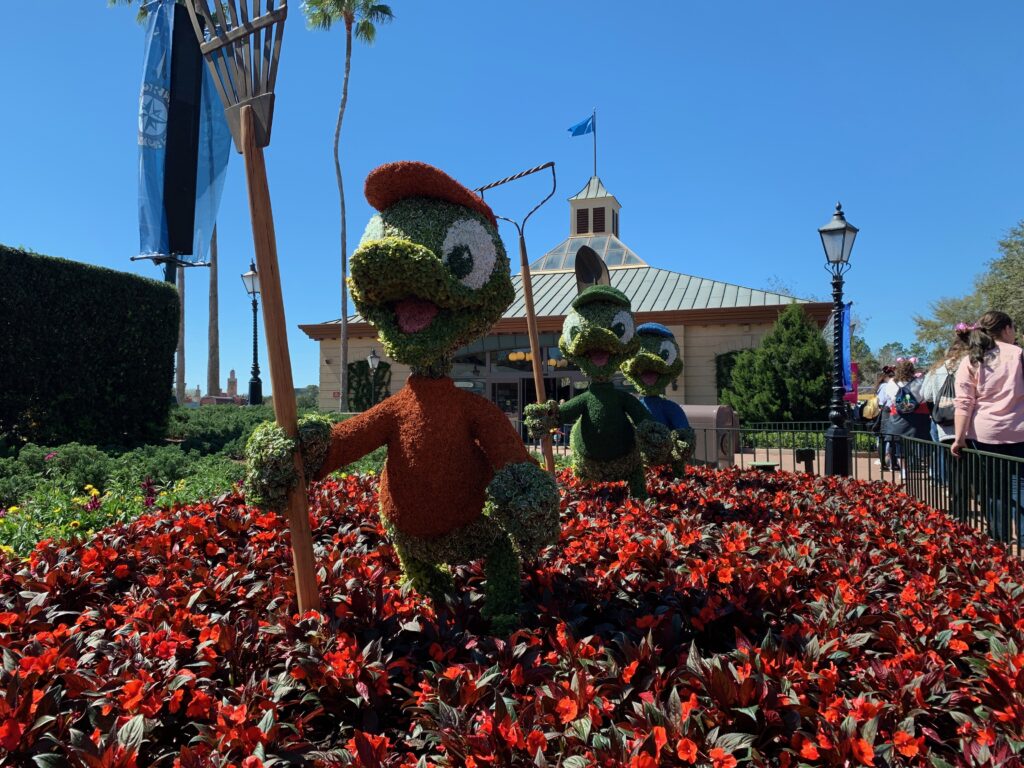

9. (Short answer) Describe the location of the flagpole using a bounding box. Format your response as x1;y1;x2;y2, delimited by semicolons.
592;108;597;177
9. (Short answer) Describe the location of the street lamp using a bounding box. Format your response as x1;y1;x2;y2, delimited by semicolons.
240;261;263;406
818;202;858;476
367;348;380;371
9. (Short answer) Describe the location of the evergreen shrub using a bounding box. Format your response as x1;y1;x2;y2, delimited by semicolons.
721;303;831;423
0;245;179;447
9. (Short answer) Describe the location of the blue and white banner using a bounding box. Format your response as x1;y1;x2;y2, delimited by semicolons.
138;0;230;262
841;302;853;391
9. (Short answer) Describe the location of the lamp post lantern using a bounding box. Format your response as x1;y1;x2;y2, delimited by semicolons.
818;202;858;477
241;261;263;405
367;348;380;371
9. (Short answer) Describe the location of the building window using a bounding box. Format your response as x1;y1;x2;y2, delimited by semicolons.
613;209;619;236
576;208;589;234
593;207;605;233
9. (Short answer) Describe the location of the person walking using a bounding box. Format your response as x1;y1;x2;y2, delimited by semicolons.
950;311;1024;546
878;358;929;475
921;339;968;481
873;366;896;469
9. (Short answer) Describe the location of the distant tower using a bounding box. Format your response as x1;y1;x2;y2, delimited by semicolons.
227;369;238;398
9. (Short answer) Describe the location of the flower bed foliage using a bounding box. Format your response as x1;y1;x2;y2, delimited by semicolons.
0;467;1022;766
0;408;383;557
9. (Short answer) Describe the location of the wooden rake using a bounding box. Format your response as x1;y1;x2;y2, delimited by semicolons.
183;0;320;613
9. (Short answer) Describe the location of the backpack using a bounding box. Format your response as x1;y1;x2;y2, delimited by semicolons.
931;372;956;426
892;383;919;414
862;396;880;421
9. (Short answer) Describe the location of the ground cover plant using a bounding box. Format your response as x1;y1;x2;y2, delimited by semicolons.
0;467;1022;766
0;407;375;556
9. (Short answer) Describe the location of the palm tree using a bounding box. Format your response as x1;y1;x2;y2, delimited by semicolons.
303;0;394;411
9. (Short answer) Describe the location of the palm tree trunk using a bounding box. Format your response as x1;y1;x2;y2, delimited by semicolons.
176;264;186;404
336;21;353;412
207;226;221;396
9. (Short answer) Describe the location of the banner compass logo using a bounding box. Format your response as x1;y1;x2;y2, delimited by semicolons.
139;82;170;148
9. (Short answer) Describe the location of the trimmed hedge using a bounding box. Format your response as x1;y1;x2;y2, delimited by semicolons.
0;245;179;447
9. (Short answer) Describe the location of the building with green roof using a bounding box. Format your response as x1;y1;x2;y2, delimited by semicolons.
301;174;830;418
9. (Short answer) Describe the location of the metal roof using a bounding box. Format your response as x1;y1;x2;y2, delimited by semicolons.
531;234;646;271
569;176;614;201
331;266;805;325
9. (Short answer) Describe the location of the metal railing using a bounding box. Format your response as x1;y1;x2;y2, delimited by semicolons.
688;423;1022;557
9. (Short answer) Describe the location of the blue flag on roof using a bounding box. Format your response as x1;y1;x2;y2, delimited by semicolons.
567;114;595;137
137;0;230;263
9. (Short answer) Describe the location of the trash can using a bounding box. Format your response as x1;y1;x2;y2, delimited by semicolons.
683;405;739;468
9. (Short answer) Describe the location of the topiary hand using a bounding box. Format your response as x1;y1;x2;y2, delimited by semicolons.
671;427;696;465
636;419;672;467
243;414;334;510
523;400;560;441
484;461;561;555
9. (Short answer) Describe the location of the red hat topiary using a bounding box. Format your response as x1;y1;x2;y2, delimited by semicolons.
364;161;497;228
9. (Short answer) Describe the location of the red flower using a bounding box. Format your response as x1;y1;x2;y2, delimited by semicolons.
622;660;639;683
710;747;737;768
893;731;922;757
556;696;578;723
526;730;546;756
849;738;874;765
0;718;23;751
677;738;698;763
652;726;668;756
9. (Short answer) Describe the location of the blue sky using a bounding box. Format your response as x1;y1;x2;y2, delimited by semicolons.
3;2;1024;393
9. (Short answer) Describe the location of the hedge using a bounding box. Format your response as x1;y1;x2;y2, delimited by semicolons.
0;245;179;447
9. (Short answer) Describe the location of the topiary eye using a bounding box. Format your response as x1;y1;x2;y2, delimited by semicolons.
562;312;583;346
658;340;678;365
610;310;634;343
442;218;497;289
446;245;473;280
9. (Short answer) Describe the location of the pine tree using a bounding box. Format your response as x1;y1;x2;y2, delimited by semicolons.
721;303;831;423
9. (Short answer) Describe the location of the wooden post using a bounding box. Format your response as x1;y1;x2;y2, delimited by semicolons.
519;233;556;475
239;104;320;613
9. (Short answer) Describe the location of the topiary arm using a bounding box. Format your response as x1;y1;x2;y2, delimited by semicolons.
314;400;394;481
469;395;532;470
557;393;588;423
620;390;653;426
635;419;673;467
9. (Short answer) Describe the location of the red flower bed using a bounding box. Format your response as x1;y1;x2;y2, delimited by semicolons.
0;468;1022;767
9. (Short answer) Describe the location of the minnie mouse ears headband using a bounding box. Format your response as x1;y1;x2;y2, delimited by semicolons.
955;322;978;332
895;356;918;364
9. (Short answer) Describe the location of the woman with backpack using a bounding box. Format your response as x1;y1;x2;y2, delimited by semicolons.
877;358;930;474
950;311;1024;546
921;339;968;479
873;367;896;469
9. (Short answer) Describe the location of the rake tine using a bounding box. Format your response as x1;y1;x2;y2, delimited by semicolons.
267;3;286;94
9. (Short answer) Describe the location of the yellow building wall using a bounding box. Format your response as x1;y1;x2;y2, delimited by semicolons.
315;321;774;411
317;335;411;412
681;322;775;405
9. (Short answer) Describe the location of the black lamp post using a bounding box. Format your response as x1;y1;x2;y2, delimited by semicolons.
818;203;858;476
241;261;263;406
365;348;381;407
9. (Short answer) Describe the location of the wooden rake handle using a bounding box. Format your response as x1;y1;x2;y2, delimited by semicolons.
239;105;319;613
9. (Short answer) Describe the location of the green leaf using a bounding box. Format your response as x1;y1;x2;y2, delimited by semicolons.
118;713;146;750
32;756;65;768
258;708;275;735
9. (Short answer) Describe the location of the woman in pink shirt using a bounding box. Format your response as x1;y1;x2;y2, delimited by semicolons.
950;311;1024;545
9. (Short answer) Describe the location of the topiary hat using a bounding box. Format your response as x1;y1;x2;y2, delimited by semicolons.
571;285;631;311
364;161;497;228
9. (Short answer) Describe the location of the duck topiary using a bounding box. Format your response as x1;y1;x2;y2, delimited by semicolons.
523;261;670;499
245;161;560;633
620;322;695;474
